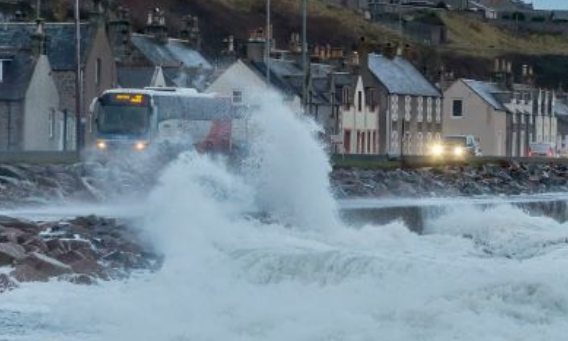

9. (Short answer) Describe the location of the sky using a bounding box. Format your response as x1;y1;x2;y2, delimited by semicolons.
530;0;568;10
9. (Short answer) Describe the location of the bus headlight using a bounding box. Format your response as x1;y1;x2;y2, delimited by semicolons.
96;140;107;150
134;141;148;151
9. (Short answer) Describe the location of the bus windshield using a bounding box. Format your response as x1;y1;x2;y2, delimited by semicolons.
98;105;150;135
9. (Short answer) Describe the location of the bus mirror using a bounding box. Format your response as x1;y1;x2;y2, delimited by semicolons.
89;97;99;114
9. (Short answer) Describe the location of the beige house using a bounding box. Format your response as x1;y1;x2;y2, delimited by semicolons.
444;77;558;157
443;79;508;156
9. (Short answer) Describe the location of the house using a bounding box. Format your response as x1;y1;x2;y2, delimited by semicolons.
0;28;63;151
553;98;568;151
357;50;443;155
443;63;557;157
108;7;211;90
333;72;380;155
0;9;117;148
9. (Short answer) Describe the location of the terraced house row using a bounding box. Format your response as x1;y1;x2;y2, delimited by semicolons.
0;2;566;156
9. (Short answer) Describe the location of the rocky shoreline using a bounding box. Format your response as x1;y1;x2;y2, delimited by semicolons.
0;214;160;293
332;161;568;198
2;160;568;291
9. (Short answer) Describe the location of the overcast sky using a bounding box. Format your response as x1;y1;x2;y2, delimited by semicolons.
530;0;568;10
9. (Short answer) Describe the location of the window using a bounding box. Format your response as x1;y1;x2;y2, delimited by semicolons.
368;89;377;111
358;91;363;112
49;109;56;138
417;132;424;155
372;131;377;153
344;130;351;154
452;99;463;117
232;90;243;104
95;58;101;86
342;86;351;108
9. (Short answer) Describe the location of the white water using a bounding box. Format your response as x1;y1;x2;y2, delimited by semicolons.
2;96;568;340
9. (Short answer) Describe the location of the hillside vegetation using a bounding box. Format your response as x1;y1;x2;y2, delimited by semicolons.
439;13;568;57
8;0;568;87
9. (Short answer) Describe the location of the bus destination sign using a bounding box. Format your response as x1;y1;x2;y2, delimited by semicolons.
104;93;150;106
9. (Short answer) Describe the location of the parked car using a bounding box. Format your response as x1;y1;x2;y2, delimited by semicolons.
429;135;482;159
529;142;556;157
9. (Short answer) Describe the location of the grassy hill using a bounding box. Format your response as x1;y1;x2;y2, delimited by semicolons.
7;0;568;88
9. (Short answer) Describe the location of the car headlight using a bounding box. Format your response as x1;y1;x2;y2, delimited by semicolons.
454;146;464;156
96;140;107;150
134;141;148;151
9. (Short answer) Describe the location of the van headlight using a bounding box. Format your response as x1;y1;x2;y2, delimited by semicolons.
454;146;464;156
96;140;107;150
134;141;148;151
431;144;443;156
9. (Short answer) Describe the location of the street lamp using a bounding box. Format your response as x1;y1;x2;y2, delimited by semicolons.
74;0;82;152
265;0;271;85
301;0;308;112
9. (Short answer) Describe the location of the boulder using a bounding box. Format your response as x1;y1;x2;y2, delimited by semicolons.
0;242;26;266
71;258;108;279
0;227;29;244
0;216;39;232
11;252;72;282
0;274;17;293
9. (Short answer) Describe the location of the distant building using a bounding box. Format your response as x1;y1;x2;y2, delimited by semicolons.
0;8;117;149
0;32;62;151
443;62;557;157
108;7;212;91
358;50;443;155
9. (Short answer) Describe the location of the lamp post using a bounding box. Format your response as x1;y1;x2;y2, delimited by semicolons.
301;0;308;113
74;0;82;152
265;0;271;85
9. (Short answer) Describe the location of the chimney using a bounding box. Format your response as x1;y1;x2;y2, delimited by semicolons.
107;6;132;62
357;36;369;68
89;0;106;26
289;32;301;53
402;43;413;60
383;42;396;59
246;27;266;63
180;15;201;49
145;8;168;44
31;19;47;56
14;10;25;22
223;35;235;55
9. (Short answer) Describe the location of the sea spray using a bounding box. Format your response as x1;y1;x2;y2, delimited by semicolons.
243;92;340;230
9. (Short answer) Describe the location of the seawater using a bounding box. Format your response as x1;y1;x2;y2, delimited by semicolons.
2;94;568;341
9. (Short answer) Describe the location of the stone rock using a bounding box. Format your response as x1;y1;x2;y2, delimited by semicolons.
71;258;108;279
0;216;39;232
22;237;49;253
0;242;26;266
0;227;28;244
12;252;73;282
56;250;86;265
0;274;17;293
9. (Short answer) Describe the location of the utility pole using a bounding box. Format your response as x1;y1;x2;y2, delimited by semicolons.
36;0;41;18
74;0;82;152
265;0;271;85
302;0;308;113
